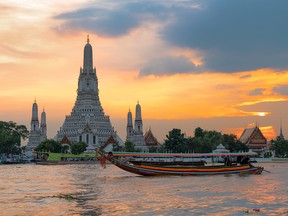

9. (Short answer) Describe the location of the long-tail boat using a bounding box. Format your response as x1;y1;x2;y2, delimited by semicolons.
97;151;264;176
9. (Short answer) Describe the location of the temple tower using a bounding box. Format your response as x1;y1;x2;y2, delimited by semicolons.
31;100;39;131
40;109;47;140
280;119;284;139
134;102;143;135
27;100;46;151
126;109;133;140
56;36;122;151
126;102;146;151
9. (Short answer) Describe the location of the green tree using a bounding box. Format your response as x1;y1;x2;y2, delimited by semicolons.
223;134;249;152
162;128;187;153
188;129;222;153
162;127;250;154
124;141;136;152
194;127;204;138
70;142;88;155
112;143;121;151
0;121;29;155
271;136;288;158
185;137;199;153
148;146;157;153
201;135;214;153
35;139;63;153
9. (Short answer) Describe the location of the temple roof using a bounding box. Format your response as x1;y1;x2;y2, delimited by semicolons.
239;126;267;145
99;135;118;151
61;135;71;145
144;129;159;146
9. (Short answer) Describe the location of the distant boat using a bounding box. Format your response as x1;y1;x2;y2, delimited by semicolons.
0;155;31;165
97;151;264;176
33;152;98;165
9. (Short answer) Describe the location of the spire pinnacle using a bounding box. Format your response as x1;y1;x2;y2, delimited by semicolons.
280;118;284;138
83;35;93;70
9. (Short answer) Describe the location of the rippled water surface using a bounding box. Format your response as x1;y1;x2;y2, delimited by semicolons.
0;163;287;215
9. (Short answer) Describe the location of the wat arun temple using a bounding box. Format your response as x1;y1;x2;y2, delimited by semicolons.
27;36;160;152
54;36;123;151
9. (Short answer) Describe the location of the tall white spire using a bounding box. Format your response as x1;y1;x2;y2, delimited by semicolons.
126;108;133;139
77;35;99;95
134;101;143;135
40;108;47;139
31;100;39;131
126;101;146;150
83;34;93;71
280;119;284;138
27;100;47;152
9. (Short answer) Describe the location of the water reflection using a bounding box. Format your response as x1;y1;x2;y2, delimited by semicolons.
0;163;288;215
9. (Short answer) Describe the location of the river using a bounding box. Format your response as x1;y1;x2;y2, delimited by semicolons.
0;163;287;215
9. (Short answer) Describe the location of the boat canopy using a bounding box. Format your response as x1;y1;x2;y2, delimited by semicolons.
110;151;258;158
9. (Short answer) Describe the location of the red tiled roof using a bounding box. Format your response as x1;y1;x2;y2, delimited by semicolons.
60;135;71;145
144;129;159;146
239;126;267;147
99;135;118;151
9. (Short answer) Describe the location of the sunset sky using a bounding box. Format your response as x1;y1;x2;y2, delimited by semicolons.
1;0;288;143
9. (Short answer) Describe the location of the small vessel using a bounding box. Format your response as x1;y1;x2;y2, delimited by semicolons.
0;155;31;165
33;152;98;165
98;151;264;176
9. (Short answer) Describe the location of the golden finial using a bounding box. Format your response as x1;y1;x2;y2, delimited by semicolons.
87;34;90;43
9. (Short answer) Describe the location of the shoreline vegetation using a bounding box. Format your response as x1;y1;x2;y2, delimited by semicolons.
1;121;288;165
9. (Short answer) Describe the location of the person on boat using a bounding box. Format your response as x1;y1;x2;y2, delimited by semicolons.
224;156;232;166
240;156;249;164
240;156;253;167
237;156;243;164
100;155;107;168
108;151;113;158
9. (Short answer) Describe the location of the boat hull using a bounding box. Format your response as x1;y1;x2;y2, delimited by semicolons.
110;158;264;176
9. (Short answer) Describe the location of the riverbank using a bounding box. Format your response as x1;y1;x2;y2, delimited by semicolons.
255;157;288;163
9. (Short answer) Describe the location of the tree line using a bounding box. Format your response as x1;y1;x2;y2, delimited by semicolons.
123;127;288;157
0;121;29;155
1;121;288;157
0;121;87;155
161;128;249;153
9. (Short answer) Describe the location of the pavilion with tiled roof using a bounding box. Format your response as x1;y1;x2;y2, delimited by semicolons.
99;135;123;152
239;126;267;152
144;128;160;149
60;135;71;153
60;135;71;145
